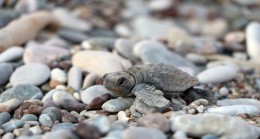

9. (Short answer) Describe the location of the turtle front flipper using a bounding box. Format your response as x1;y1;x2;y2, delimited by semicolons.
132;84;170;108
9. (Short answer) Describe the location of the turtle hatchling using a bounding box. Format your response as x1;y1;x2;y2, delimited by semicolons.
103;64;215;114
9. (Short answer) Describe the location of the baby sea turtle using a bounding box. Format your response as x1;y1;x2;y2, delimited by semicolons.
103;64;214;114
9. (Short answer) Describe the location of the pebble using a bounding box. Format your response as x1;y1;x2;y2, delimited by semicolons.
74;123;101;139
122;127;167;139
148;0;172;11
225;31;245;44
192;36;221;54
201;134;218;139
201;18;228;38
41;107;62;122
0;112;11;125
133;40;199;72
62;113;78;123
132;16;174;39
39;114;53;128
41;89;59;103
0;63;13;85
10;63;50;86
2;133;15;139
52;90;85;112
102;97;134;112
23;43;69;64
137;113;170;132
117;111;129;122
51;123;75;131
82;73;99;89
68;66;82;91
81;85;113;104
72;50;123;76
172;130;188;139
219;87;229;96
86;93;111;110
85;115;111;134
197;65;238;83
185;53;207;65
0;47;24;63
217;98;260;109
170;113;260;139
51;68;67;84
29;125;42;134
53;8;91;32
21;114;38;121
58;28;87;43
0;84;43;102
43;129;78;139
115;23;133;37
0;98;21;113
2;119;25;132
246;22;260;59
115;38;134;60
81;37;115;50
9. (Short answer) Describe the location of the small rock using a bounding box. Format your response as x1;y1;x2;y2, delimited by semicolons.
0;84;43;102
41;107;62;122
72;50;123;76
185;53;207;65
62;113;78;123
219;87;229;96
207;105;260;116
39;114;53;128
117;111;129;122
102;97;134;112
2;133;15;139
81;37;115;50
0;98;21;113
68;66;82;91
201;18;228;38
197;65;238;83
0;112;11;125
217;98;260;109
58;28;87;43
29;125;42;134
86;93;111;110
41;89;59;103
85;115;111;134
225;31;245;44
51;68;67;84
172;130;188;139
51;123;75;131
201;134;218;139
23;43;69;64
115;38;134;60
43;129;78;139
137;113;170;132
148;0;172;11
2;119;24;132
122;127;167;139
0;47;23;63
81;85;113;105
82;73;99;89
0;63;13;85
170;113;260;139
75;123;101;139
10;63;50;86
246;22;260;59
53;90;85;112
21;114;38;121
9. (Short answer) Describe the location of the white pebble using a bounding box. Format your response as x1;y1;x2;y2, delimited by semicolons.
246;22;260;59
51;68;67;83
219;87;229;96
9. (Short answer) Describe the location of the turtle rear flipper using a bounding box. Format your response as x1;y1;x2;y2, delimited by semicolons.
181;88;217;105
132;84;170;108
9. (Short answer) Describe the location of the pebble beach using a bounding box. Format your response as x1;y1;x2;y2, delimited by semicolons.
0;0;260;139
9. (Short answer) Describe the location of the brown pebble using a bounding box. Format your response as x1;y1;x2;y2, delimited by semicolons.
58;60;72;70
74;123;101;139
86;93;111;110
62;113;78;123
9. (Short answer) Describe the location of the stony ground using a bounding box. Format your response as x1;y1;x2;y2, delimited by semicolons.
0;0;260;139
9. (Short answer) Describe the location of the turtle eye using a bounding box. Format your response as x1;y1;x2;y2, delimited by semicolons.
117;77;126;86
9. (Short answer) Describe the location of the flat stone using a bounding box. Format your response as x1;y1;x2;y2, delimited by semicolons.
0;98;21;113
51;123;75;131
43;129;78;139
246;22;260;59
68;66;82;91
85;115;111;134
122;127;167;139
53;90;85;112
133;40;199;73
0;84;43;102
217;98;260;109
21;114;38;121
81;37;115;50
81;85;113;105
72;50;123;76
23;43;69;64
2;119;24;132
0;47;23;63
39;114;53;128
197;65;238;83
0;112;11;125
2;133;15;139
102;97;134;112
170;113;260;139
207;105;260;116
58;28;87;44
115;38;135;60
82;73;99;89
0;63;13;85
10;63;50;86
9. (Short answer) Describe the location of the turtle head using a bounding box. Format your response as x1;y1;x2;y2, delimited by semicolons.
103;72;135;97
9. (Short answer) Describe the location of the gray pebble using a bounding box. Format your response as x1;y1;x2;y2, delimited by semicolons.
86;115;111;134
58;28;87;43
2;132;15;139
0;84;43;103
0;47;24;63
21;114;38;121
202;134;218;139
41;107;62;122
217;98;260;109
0;112;11;125
82;73;99;89
0;63;13;85
2;119;24;132
51;123;75;131
68;66;82;91
207;105;260;116
102;97;134;112
43;129;78;139
0;98;22;113
122;127;167;139
39;114;53;128
81;85;112;105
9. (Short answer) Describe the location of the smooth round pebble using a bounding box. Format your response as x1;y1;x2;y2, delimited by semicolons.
185;53;207;65
202;134;219;139
10;63;50;86
246;22;260;59
43;129;78;139
0;63;13;85
41;107;62;122
81;85;112;104
122;127;167;139
51;123;75;131
82;73;99;89
68;66;82;91
219;87;229;96
39;114;53;128
0;46;24;63
102;97;134;112
86;115;111;134
2;120;24;132
0;112;11;125
0;98;21;113
0;84;43;103
2;133;15;139
51;68;67;83
21;114;38;121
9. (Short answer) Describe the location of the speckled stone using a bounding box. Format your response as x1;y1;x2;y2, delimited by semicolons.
10;63;50;86
0;84;43;103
